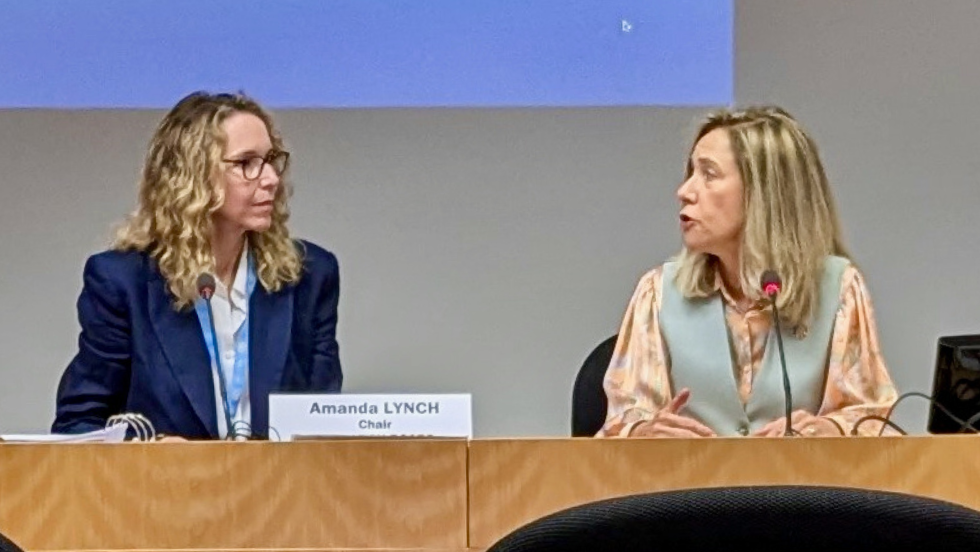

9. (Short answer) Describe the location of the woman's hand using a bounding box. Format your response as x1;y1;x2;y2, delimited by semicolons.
752;410;842;437
630;389;716;438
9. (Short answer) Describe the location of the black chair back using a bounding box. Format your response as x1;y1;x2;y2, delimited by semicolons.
571;334;617;436
0;532;25;552
487;485;980;552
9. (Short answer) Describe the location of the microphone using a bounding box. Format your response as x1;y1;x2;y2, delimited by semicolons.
197;273;235;439
761;270;794;436
196;273;216;300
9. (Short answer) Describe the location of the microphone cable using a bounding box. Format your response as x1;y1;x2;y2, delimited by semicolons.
849;391;979;436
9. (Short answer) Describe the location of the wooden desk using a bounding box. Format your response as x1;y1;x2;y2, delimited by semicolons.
0;439;468;552
2;436;979;551
467;436;980;548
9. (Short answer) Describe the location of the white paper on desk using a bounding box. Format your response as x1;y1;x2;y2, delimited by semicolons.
0;423;128;443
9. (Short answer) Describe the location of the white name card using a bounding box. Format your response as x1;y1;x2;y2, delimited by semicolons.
268;393;472;440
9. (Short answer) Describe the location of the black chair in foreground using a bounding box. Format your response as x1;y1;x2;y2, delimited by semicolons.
571;334;617;437
0;531;24;552
486;485;980;552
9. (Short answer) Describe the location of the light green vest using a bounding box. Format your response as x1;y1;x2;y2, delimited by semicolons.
659;257;848;436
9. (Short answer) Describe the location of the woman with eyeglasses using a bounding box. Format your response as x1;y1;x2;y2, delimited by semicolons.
52;91;342;440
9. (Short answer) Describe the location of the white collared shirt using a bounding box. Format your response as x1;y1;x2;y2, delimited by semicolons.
209;245;251;439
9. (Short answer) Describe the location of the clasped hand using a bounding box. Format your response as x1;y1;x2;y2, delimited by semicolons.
751;410;841;437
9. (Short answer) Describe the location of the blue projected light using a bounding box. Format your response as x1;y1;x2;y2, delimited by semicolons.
0;1;733;108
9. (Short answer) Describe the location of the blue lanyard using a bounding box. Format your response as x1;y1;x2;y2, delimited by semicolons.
194;251;257;428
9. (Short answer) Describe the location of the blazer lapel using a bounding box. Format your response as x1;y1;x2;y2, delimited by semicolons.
147;270;218;437
248;282;294;437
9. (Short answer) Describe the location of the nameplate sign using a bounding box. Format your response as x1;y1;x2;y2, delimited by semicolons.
268;393;472;440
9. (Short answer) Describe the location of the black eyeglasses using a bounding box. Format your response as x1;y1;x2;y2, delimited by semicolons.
222;150;290;181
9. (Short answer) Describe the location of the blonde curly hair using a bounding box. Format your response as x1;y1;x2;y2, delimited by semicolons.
673;106;850;336
114;91;303;309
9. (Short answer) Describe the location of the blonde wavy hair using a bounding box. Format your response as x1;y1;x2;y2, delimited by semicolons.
673;106;850;336
114;91;303;309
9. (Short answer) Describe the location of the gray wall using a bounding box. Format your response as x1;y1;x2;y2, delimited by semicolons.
0;1;976;435
737;0;980;432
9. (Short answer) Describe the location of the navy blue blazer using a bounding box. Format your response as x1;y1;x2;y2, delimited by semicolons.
52;240;342;439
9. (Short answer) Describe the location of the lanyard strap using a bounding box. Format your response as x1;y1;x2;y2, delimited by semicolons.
194;251;257;429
